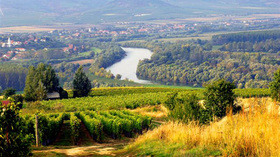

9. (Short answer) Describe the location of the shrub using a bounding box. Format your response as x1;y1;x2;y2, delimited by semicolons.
0;101;33;157
3;88;16;99
203;79;236;121
270;69;280;102
165;93;202;123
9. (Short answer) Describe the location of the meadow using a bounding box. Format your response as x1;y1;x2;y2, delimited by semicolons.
120;98;280;156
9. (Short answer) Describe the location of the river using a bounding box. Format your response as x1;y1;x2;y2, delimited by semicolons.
106;47;152;84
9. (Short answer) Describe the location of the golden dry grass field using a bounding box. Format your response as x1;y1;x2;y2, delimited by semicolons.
120;98;280;156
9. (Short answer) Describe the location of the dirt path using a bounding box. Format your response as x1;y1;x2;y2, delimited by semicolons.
33;144;120;156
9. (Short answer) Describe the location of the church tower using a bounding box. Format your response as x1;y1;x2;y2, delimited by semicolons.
7;37;11;47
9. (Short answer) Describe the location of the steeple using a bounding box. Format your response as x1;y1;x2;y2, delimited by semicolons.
7;37;11;48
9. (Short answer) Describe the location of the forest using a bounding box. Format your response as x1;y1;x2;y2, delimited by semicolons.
135;30;280;88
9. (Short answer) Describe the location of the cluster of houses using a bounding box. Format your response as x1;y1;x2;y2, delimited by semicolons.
0;48;27;61
55;23;190;39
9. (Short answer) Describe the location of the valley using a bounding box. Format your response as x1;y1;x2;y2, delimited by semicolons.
1;0;280;156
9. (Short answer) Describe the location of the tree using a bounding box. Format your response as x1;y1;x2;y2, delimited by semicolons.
3;88;16;99
0;86;2;95
0;100;33;157
35;81;47;101
24;63;60;101
73;66;92;97
204;79;236;119
270;69;280;101
115;74;122;80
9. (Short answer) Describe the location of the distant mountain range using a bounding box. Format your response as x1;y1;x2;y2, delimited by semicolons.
1;0;280;26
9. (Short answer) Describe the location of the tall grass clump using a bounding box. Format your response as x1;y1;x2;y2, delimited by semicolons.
123;98;280;156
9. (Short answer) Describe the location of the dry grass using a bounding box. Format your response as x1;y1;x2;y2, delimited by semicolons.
67;59;94;65
130;105;168;119
0;26;56;34
125;98;280;156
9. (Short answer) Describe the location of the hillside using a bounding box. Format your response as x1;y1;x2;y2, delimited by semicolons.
1;0;280;26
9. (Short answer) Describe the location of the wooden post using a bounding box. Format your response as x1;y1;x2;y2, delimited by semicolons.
35;114;39;147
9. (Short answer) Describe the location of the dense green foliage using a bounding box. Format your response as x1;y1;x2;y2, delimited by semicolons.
219;39;280;53
77;112;103;142
69;113;81;145
3;88;16;99
23;113;65;146
73;66;92;97
0;63;28;91
24;63;60;101
0;101;33;157
270;69;280;101
204;80;237;120
165;93;201;122
92;45;126;69
212;30;280;45
77;110;151;142
164;80;238;124
136;40;279;88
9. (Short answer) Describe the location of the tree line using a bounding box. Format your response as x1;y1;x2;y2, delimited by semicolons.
135;41;279;88
212;30;280;45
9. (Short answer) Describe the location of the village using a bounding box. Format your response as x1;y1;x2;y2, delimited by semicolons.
0;16;279;62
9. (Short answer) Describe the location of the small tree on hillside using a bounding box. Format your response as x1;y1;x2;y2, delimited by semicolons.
270;69;280;102
3;88;16;99
73;66;92;97
204;79;236;120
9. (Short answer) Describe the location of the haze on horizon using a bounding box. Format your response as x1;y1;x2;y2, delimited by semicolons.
0;0;280;27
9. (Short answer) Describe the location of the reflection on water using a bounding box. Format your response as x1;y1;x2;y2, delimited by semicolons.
106;47;152;84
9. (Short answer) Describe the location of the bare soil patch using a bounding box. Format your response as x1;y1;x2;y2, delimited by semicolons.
0;26;56;34
68;59;94;65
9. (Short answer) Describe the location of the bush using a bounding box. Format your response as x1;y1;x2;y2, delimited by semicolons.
10;94;24;109
203;79;237;120
0;101;33;157
270;69;280;101
165;93;202;123
3;88;16;99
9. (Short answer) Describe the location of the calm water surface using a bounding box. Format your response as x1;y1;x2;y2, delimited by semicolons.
106;47;152;84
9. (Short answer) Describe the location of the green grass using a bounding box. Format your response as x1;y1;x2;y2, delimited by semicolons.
143;84;203;89
78;51;92;57
78;47;102;57
91;47;102;53
212;45;222;51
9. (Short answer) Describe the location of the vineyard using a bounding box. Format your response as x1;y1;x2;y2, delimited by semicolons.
1;87;274;156
21;110;151;146
88;87;188;97
35;87;270;113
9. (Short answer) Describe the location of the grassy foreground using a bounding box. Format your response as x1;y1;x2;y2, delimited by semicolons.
119;98;280;156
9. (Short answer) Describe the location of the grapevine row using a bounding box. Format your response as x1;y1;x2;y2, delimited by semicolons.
69;113;81;145
22;113;65;146
77;110;152;142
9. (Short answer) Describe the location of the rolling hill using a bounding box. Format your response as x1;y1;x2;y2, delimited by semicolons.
0;0;279;26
